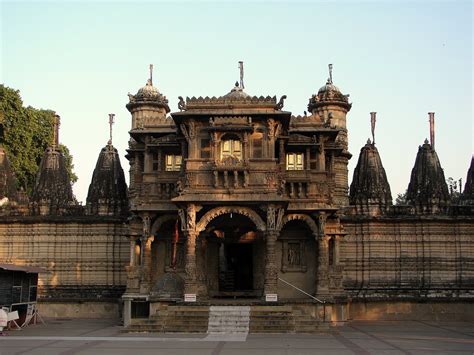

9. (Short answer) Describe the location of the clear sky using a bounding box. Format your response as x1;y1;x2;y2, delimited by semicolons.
1;0;472;203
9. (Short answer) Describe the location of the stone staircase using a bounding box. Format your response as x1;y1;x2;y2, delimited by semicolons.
126;303;329;333
207;306;250;334
249;305;294;333
126;305;209;333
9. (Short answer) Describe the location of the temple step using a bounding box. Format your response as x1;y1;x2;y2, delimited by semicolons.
125;304;329;333
207;306;250;334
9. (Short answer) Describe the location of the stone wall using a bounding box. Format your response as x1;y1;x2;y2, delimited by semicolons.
0;218;129;307
342;216;474;300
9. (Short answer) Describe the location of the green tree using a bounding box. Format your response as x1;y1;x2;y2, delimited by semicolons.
446;177;461;203
395;190;408;205
0;84;77;195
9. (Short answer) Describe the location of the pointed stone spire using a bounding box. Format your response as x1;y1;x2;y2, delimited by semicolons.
0;116;19;204
460;156;474;205
406;140;449;213
31;115;75;215
86;141;128;216
349;140;392;214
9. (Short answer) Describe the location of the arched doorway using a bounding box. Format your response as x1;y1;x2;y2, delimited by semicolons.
198;209;265;298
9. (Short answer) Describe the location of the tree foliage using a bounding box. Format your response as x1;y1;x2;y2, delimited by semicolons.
0;84;77;195
395;190;407;205
446;177;462;203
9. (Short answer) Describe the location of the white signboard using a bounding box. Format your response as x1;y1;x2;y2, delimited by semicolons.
184;293;197;302
265;294;278;302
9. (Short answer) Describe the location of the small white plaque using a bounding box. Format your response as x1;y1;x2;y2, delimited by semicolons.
265;294;278;302
7;311;19;321
184;293;197;302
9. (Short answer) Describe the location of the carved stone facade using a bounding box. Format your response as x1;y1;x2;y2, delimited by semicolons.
0;67;472;325
121;68;473;326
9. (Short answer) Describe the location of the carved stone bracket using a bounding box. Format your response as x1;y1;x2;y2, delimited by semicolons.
266;205;285;232
267;119;282;140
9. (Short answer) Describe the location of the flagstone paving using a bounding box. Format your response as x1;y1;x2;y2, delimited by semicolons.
0;318;473;354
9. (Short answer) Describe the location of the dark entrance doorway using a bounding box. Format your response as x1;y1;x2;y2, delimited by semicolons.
219;243;253;292
204;211;263;298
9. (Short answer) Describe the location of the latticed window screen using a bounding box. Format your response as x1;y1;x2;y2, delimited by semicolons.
165;154;182;171
221;139;242;160
286;153;304;170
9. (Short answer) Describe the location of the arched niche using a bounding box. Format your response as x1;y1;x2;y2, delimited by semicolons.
281;214;318;236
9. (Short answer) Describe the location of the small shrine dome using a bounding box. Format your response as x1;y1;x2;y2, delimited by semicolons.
134;79;162;101
222;82;250;99
318;80;342;95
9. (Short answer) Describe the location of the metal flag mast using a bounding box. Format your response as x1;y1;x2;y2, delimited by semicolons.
238;61;244;89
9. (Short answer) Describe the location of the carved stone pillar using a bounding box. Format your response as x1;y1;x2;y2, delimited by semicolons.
316;234;330;295
335;235;341;265
279;139;285;165
264;230;278;295
141;236;154;292
243;132;249;163
180;204;199;298
306;147;310;171
184;230;197;295
129;239;136;266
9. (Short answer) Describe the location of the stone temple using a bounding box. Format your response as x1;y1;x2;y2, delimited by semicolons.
0;65;473;332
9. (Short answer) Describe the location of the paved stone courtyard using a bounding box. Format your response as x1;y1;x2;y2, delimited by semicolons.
0;318;473;354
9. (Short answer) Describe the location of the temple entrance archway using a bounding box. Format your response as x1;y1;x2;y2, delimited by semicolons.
198;209;264;298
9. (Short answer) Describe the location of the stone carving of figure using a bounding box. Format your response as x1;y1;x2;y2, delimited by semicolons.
142;215;150;237
276;208;285;231
267;119;276;139
267;205;276;230
186;204;195;231
318;212;326;237
176;179;184;195
178;96;186;111
288;244;300;266
276;95;287;110
278;177;286;195
178;209;186;231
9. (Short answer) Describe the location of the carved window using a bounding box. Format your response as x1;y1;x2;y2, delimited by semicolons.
165;154;182;171
200;138;211;159
286;153;304;170
221;138;242;160
252;131;263;158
